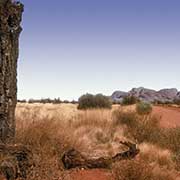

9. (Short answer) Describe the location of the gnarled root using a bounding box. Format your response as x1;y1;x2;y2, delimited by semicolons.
62;141;140;170
0;144;33;180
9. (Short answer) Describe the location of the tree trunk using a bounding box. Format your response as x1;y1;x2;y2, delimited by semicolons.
0;0;23;143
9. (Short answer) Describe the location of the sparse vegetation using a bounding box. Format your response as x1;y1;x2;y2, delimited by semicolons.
174;99;180;105
113;110;160;143
78;93;112;110
122;95;139;105
113;107;180;171
136;102;152;115
28;98;62;104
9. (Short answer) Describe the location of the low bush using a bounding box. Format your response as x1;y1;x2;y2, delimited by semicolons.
78;93;112;110
174;99;180;105
136;102;152;115
122;95;138;105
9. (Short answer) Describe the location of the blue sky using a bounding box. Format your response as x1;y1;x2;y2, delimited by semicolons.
18;0;180;100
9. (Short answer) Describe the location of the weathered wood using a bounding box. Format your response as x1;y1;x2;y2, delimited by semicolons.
0;0;23;143
0;144;33;180
62;141;140;170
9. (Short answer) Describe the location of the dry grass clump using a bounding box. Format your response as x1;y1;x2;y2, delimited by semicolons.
113;108;180;172
112;159;154;180
112;159;179;180
113;110;161;143
160;128;180;170
139;143;175;169
15;115;78;179
160;128;180;152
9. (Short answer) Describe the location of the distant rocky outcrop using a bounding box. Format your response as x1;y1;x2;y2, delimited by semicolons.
175;92;180;100
111;87;180;103
111;91;129;103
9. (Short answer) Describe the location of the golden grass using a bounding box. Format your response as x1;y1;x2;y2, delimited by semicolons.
15;103;180;179
139;143;175;169
15;103;126;158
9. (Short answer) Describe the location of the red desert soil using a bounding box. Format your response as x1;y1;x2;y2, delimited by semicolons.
153;106;180;128
65;169;113;180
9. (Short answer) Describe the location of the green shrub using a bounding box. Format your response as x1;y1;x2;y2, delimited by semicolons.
174;99;180;105
122;96;138;105
136;102;152;115
78;93;112;110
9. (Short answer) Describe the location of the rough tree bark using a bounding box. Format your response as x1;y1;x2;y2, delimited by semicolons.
0;0;23;143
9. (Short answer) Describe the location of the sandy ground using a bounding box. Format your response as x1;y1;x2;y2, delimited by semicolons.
65;169;113;180
153;106;180;128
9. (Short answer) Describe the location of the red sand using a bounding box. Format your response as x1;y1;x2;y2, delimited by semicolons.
153;106;180;128
66;169;113;180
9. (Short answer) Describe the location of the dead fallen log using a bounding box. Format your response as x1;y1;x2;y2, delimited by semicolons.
62;141;140;170
0;144;33;180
